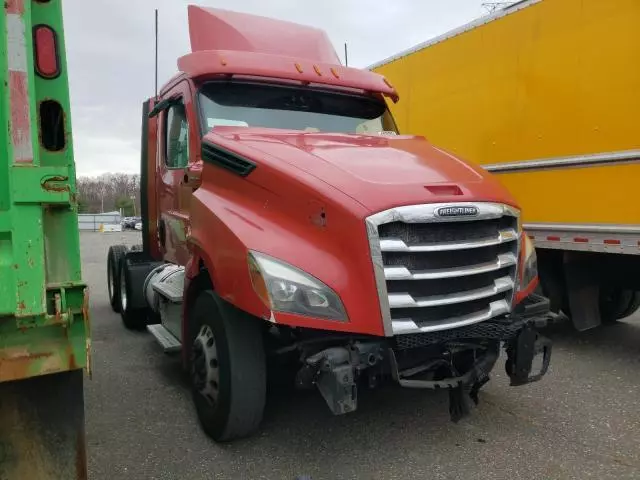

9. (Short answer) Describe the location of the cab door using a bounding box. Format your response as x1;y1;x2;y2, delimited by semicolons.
156;80;198;265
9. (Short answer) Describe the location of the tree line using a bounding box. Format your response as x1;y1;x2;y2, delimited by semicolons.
77;173;141;216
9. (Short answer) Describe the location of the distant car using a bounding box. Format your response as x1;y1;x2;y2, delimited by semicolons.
121;217;141;229
134;222;142;231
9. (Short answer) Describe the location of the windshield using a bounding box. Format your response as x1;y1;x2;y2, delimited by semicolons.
198;81;398;136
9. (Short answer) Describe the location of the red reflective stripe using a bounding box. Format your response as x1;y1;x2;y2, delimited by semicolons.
34;26;59;78
573;237;589;243
9;71;33;163
604;239;621;245
546;236;560;241
6;0;24;14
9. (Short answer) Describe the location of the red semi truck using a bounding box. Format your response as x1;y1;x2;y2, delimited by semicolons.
107;6;552;442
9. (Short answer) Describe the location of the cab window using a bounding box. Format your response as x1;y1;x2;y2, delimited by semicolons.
198;81;398;135
165;102;189;169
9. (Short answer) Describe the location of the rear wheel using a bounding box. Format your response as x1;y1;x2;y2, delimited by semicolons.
600;288;640;324
107;245;128;312
119;257;148;330
189;289;266;442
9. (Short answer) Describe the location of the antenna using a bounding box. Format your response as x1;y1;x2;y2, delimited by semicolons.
154;9;159;99
344;42;348;67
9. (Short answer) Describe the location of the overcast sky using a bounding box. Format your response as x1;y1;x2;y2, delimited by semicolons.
63;0;493;176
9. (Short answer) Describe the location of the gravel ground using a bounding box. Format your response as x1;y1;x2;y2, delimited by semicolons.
83;231;640;480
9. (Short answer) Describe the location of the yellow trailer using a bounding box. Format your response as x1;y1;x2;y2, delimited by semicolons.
371;0;640;330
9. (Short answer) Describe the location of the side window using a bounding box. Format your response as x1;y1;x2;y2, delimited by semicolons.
165;102;189;169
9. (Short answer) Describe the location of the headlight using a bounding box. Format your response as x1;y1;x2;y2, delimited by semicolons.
247;251;348;321
518;234;538;291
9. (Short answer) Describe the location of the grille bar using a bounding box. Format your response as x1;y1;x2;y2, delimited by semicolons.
392;300;511;334
384;252;517;280
380;228;518;252
388;276;513;308
366;202;520;336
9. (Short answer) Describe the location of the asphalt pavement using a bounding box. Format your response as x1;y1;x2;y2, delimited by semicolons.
83;231;640;480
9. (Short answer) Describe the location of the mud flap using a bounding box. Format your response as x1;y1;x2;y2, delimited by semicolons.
564;252;601;331
0;370;87;480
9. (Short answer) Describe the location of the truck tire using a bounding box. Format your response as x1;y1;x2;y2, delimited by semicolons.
600;289;640;324
189;289;266;442
118;256;148;330
107;245;128;312
618;291;640;319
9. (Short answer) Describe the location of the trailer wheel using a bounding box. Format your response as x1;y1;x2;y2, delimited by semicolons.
619;291;640;319
600;289;640;324
189;289;266;442
119;257;148;330
107;245;128;312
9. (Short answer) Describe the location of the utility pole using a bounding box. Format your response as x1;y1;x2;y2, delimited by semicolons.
99;186;106;213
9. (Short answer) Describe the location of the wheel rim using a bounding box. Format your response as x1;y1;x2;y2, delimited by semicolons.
120;266;127;312
107;258;114;301
191;325;220;405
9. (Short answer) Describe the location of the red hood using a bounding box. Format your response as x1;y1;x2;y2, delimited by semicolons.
207;128;516;213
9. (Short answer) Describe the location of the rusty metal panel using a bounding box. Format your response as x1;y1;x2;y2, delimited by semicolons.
1;0;89;380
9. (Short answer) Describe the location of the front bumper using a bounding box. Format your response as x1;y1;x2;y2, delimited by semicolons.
299;293;552;420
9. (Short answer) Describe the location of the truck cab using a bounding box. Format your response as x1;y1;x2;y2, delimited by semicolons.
107;6;552;442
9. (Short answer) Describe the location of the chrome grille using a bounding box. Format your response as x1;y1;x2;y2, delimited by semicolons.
366;203;519;336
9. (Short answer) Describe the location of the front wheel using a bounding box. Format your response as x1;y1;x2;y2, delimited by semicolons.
189;289;266;442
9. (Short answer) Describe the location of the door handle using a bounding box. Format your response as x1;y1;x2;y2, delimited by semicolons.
183;162;202;189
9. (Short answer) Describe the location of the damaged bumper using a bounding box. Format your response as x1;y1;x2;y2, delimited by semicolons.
298;293;552;420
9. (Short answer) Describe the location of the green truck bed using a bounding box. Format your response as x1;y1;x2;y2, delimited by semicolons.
1;1;89;477
1;0;88;382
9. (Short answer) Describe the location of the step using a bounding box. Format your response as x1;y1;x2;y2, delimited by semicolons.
147;324;182;354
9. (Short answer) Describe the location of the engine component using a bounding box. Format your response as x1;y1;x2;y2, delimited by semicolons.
303;342;384;415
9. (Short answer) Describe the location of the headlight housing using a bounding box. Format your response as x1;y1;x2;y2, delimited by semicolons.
248;251;348;321
518;234;538;291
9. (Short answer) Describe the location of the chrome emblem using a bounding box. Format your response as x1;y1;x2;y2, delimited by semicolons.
436;206;479;217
